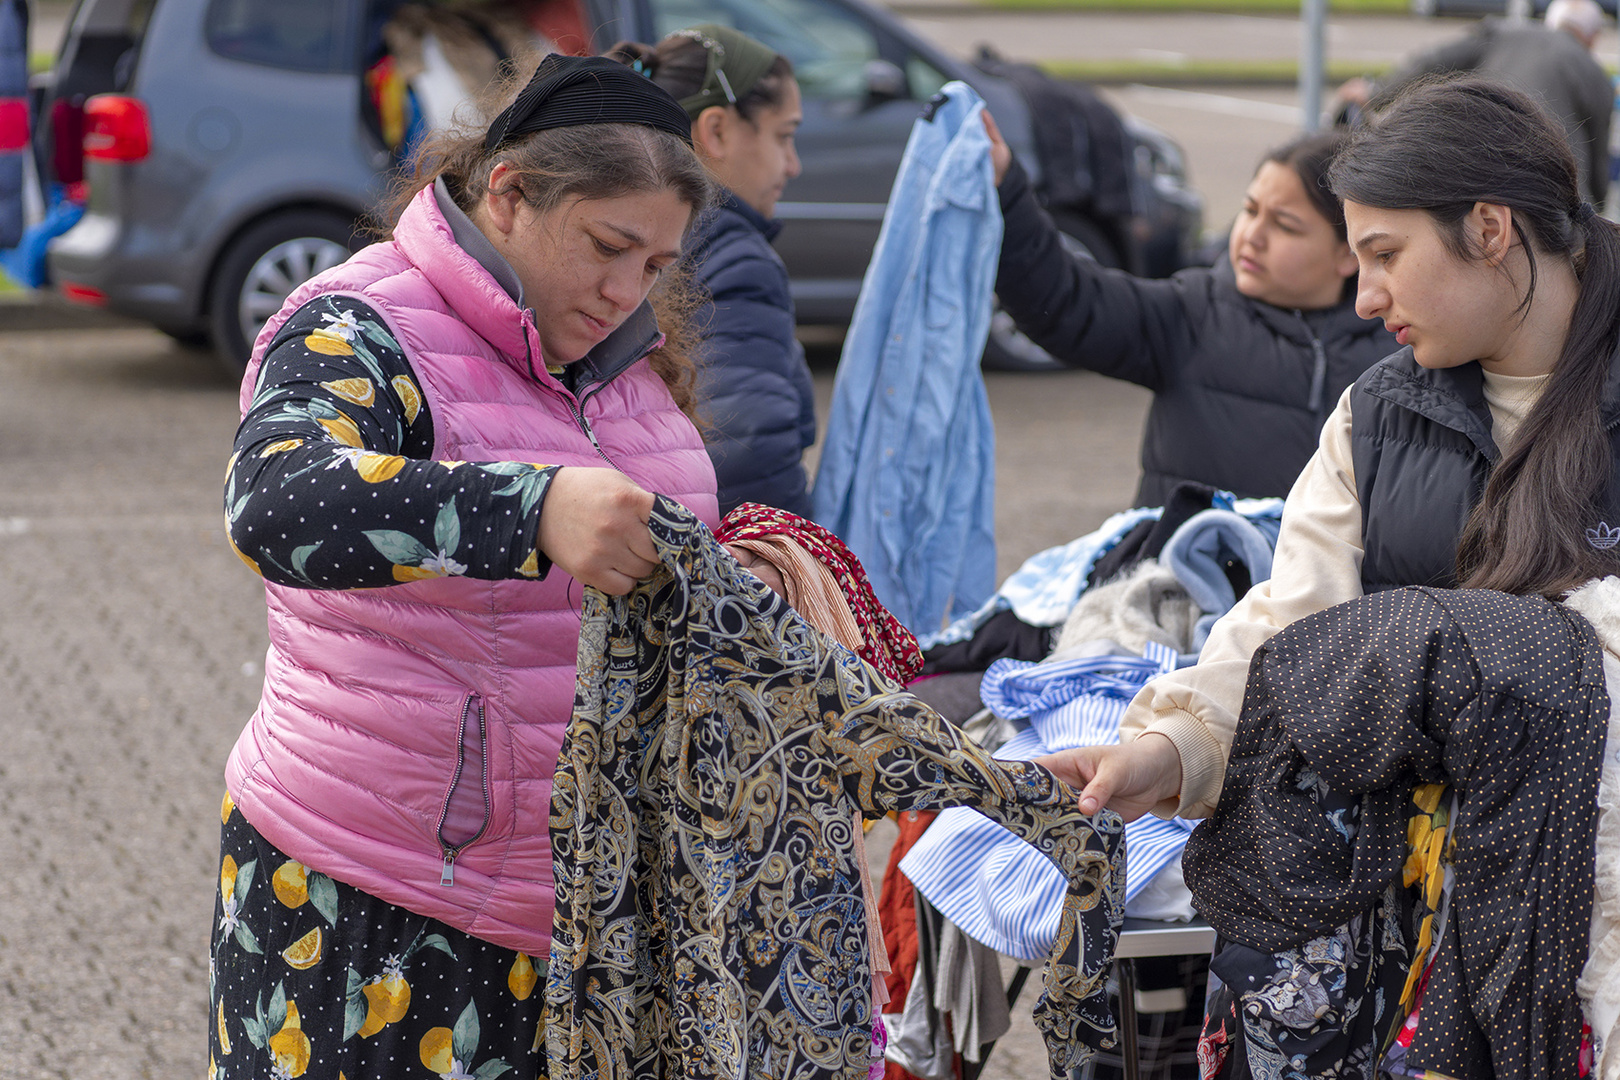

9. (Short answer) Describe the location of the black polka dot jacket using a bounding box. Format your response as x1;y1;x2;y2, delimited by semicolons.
1184;586;1609;1080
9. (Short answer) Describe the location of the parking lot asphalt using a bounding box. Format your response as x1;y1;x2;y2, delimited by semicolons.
0;325;1150;1078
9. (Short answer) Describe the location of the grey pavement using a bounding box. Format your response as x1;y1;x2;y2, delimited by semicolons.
0;326;1150;1079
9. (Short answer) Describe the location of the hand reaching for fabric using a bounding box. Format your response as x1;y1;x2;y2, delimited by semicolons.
536;467;658;595
724;544;787;598
1035;732;1183;822
982;109;1012;188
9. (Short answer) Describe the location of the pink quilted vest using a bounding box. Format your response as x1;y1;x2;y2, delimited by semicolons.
225;185;718;956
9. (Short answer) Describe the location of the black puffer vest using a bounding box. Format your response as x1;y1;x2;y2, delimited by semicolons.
1351;346;1620;592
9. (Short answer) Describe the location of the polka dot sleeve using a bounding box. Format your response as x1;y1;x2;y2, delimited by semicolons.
225;296;554;589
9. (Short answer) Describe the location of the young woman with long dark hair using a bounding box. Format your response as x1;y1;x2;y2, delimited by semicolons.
1045;75;1620;840
1033;75;1620;1076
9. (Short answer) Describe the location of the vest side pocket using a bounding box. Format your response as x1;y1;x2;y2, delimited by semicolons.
434;692;490;886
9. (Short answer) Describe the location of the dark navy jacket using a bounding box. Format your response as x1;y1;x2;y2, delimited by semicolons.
997;159;1396;506
690;191;817;518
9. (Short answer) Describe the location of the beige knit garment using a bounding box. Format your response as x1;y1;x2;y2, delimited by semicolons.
1562;576;1620;1080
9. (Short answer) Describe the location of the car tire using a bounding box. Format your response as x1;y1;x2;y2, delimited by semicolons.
982;212;1122;372
157;325;212;349
208;209;362;374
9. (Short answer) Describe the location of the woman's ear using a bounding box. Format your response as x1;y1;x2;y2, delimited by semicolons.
1333;239;1359;281
691;105;731;163
1473;201;1515;266
484;162;523;236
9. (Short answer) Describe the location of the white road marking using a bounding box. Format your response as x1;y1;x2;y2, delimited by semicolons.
1124;84;1302;125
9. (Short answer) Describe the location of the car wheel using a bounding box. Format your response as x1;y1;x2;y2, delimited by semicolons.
208;210;361;374
982;212;1122;372
157;326;212;349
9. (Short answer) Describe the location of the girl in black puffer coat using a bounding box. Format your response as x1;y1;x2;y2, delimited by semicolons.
986;123;1397;505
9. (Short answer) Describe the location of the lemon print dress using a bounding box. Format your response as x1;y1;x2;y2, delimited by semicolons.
213;296;560;1079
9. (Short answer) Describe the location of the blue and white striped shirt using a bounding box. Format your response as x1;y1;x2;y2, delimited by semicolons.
900;642;1197;960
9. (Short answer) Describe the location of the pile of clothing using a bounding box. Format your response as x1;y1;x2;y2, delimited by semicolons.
874;484;1281;1078
899;485;1282;935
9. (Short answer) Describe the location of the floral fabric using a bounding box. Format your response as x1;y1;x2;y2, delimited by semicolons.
208;796;544;1080
546;496;1126;1080
1197;779;1422;1080
227;295;556;589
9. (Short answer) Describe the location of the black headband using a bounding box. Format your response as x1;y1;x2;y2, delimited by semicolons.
484;54;692;154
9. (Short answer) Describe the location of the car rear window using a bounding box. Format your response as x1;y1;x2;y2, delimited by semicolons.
205;0;352;73
57;0;158;92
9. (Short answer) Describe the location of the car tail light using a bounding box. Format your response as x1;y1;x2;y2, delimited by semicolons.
82;95;150;162
0;98;27;153
60;282;107;306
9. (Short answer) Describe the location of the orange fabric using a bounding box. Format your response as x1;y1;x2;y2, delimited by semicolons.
884;1061;933;1080
522;0;591;54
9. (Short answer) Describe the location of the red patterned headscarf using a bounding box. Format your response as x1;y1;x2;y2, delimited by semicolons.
716;503;923;685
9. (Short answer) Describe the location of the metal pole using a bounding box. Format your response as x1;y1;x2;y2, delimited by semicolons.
1300;0;1327;131
1505;0;1531;24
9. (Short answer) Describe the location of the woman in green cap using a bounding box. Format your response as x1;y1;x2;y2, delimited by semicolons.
609;27;815;519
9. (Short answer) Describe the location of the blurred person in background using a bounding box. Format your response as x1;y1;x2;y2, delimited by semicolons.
983;119;1397;508
609;26;816;518
1335;0;1612;206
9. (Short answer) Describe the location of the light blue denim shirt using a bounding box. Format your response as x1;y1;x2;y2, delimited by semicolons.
811;82;1002;637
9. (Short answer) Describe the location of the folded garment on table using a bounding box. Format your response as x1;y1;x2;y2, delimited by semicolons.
902;642;1197;961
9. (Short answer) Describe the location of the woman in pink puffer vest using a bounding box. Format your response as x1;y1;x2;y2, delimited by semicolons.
210;55;719;1079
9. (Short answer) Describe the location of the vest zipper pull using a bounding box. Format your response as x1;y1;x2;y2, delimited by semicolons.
571;402;622;472
1309;337;1327;413
441;852;456;887
1295;310;1328;413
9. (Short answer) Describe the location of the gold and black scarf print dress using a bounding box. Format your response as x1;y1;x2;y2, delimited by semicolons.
547;496;1126;1080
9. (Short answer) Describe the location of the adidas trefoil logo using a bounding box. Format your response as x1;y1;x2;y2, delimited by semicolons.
1588;522;1620;550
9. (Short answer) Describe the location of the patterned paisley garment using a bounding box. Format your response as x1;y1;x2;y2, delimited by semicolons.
546;496;1126;1080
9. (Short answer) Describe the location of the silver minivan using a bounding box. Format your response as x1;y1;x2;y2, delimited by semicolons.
39;0;1202;370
